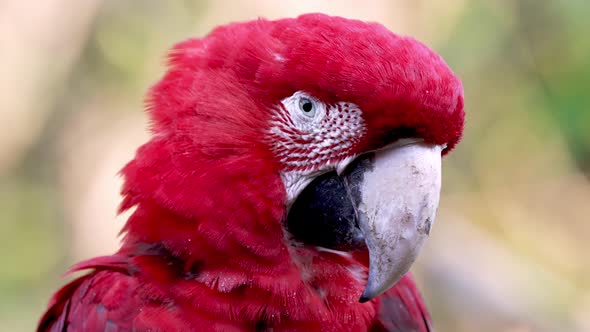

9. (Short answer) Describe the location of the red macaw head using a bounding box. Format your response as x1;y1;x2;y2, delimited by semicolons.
120;13;464;302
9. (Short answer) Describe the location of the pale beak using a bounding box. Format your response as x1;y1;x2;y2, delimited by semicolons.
342;142;443;302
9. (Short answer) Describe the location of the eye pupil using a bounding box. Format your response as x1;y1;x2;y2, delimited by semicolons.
297;96;316;117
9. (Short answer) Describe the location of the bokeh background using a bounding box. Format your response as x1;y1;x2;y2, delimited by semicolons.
1;1;589;331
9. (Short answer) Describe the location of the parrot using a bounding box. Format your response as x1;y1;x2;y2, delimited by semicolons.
38;13;464;332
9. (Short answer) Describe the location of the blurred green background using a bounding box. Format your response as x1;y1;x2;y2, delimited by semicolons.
1;1;589;331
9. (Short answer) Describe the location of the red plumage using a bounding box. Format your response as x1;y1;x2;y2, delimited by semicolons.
39;13;463;331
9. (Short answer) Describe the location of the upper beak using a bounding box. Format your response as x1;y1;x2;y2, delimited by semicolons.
342;142;443;302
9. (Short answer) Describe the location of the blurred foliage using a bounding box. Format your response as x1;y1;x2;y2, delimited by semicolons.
442;0;589;172
1;1;589;331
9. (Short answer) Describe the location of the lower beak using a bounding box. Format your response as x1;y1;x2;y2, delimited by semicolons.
342;142;443;302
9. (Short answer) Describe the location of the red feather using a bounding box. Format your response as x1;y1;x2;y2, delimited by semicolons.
40;13;463;331
39;251;430;331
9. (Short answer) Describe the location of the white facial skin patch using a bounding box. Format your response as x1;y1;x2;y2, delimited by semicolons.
268;91;366;204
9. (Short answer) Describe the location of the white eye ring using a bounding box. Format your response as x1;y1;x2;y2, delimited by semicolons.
298;97;316;117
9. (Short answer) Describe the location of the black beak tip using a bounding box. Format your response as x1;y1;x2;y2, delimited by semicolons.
358;295;371;303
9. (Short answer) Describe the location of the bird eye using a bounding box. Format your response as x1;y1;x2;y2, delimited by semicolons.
298;98;316;117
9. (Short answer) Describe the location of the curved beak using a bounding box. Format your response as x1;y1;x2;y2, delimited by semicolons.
342;142;443;302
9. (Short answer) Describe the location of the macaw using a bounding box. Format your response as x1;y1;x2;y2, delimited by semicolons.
39;13;464;332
